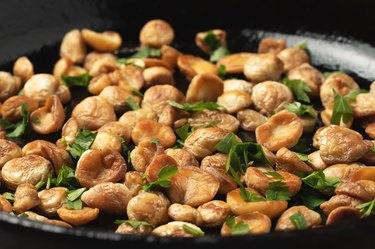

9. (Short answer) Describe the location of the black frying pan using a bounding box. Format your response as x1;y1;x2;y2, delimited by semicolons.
1;0;375;248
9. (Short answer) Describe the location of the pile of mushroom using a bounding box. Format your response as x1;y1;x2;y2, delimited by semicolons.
0;19;375;237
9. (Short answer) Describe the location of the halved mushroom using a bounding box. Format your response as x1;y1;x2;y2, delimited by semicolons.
188;110;240;133
236;109;267;132
197;200;231;227
319;73;359;107
131;120;176;148
118;108;157;136
217;90;252;114
88;74;112;95
201;153;237;194
165;148;199;168
325;206;361;225
258;38;286;54
223;79;253;95
0;71;22;102
0;195;13;213
288;63;324;98
30;95;65;135
244;167;301;196
60;29;86;64
335;180;375;202
82;29;122;52
317;125;371;165
167;166;220;207
127;190;170;226
217;53;253;74
251;81;294;115
323;163;365;183
72;96;116;130
142;84;185;116
99;85;141;113
57;207;100;226
184;127;230;160
275;147;313;174
36;187;68;218
13;56;34;84
1;155;53;190
81;182;132;215
13;183;41;214
124;171;146;197
75;149;126;188
226;188;288;218
275;206;321;231
244;53;284;82
195;29;227;54
22;140;73;173
255;110;303;152
143;66;174;87
178;55;218;80
152;221;201;237
168;203;202;225
320;194;363;215
221;212;272;236
139;19;174;48
186;73;223;103
161;45;181;68
0;139;22;169
277;47;309;72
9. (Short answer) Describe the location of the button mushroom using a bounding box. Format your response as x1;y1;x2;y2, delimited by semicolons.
13;56;34;84
325;206;361;225
258;38;286;54
1;95;38;121
188;109;240;133
152;221;202;237
275;147;313;174
168;203;202;225
195;29;227;54
1;155;53;190
335;180;375;202
57;207;100;226
36;187;67;218
287;63;324;98
0;195;13;213
30;95;65;135
226;188;288;218
320;194;363;215
143;66;174;87
223;79;253;95
251;81;294;115
75;149;126;188
221;212;272;235
217;53;253;74
161;45;181;68
118;108;157;137
186;73;223;103
323;163;365;183
81;182;132;215
130;140;164;172
139;19;174;48
236;109;267;132
255;110;303;152
201;153;237;194
72;96;116;130
184;126;230;160
90;131;122;153
0;71;22;102
167;166;220;207
178;55;218;80
0;139;22;169
217;90;252;114
60;29;86;64
99;85;141;113
197;200;231;227
82;29;122;52
165;148;199;168
124;171;146;196
277;47;309;72
244;53;284;83
127;190;170;226
131;119;176;148
275;206;321;231
13;183;41;214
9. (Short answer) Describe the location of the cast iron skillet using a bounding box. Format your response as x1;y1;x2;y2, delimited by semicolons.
1;0;375;248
